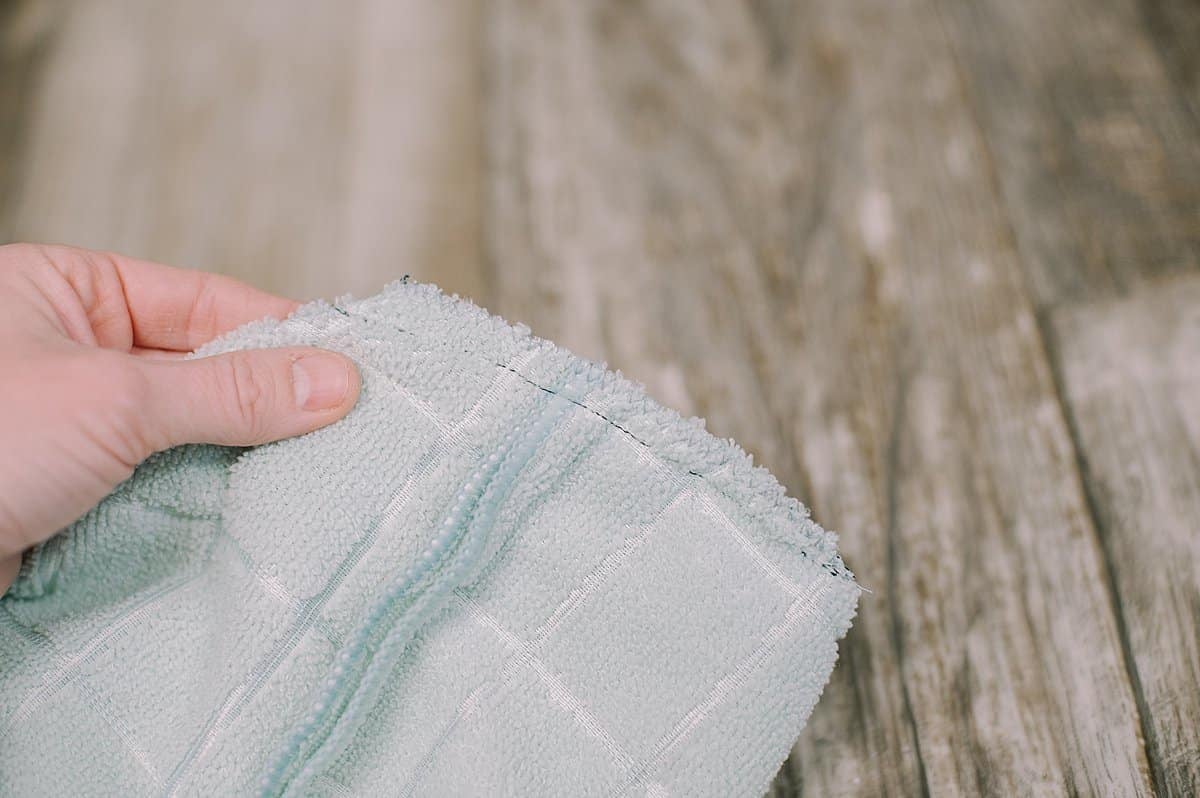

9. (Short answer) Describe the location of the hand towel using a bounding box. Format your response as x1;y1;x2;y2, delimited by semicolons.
0;280;859;797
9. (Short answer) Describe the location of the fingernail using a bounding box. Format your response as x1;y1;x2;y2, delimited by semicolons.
292;353;352;411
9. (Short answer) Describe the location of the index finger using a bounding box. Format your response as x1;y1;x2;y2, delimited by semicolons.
111;253;300;351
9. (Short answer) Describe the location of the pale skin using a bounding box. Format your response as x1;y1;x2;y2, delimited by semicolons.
0;243;362;594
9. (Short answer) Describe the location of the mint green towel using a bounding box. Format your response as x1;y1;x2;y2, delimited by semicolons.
0;281;859;797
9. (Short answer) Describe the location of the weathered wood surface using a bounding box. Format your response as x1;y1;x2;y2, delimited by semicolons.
1;0;1198;795
1051;279;1200;797
0;0;485;301
943;0;1200;309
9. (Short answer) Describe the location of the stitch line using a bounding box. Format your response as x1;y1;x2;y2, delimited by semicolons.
339;307;704;476
334;306;850;581
396;485;696;797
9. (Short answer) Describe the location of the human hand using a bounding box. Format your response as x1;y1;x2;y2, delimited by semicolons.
0;244;361;594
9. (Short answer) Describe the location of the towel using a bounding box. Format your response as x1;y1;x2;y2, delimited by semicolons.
0;280;859;797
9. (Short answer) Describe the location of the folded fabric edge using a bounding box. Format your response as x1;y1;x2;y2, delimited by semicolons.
194;279;864;794
194;278;861;591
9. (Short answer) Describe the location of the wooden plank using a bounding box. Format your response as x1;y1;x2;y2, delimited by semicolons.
1051;275;1200;797
1;0;485;301
484;1;1153;794
943;4;1200;790
3;0;1194;792
941;0;1200;309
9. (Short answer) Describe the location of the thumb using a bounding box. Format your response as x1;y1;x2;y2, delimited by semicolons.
137;347;361;448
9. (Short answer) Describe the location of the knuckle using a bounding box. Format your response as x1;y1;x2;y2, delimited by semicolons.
0;243;54;280
83;352;157;464
216;355;274;441
22;243;81;273
0;242;40;263
186;275;222;349
106;355;151;417
1;244;108;294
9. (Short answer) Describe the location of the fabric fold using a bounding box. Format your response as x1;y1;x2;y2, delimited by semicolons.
1;280;859;797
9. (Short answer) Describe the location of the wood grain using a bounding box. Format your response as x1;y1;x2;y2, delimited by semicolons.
2;0;1198;795
941;0;1200;309
1051;276;1200;796
1;0;485;301
483;1;1160;794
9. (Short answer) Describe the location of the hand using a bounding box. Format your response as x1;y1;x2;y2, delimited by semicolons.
0;243;361;594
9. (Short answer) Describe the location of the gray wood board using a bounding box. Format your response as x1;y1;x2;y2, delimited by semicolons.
2;0;1198;794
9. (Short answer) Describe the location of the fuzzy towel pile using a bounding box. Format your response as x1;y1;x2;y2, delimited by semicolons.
0;281;859;797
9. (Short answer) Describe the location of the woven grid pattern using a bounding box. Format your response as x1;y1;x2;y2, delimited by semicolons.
0;284;857;797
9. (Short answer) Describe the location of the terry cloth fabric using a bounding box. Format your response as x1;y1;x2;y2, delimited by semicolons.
0;280;860;797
